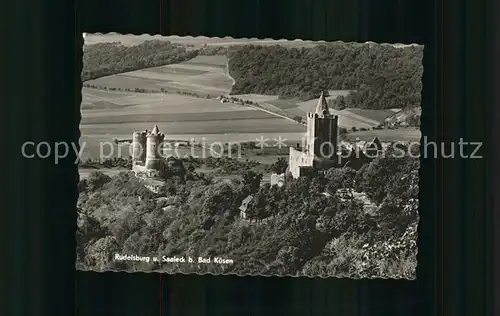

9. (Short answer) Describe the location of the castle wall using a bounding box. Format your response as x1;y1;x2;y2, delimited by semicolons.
305;113;316;154
270;173;285;187
288;147;314;178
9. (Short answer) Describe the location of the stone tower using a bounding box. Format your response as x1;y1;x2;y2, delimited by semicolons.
131;131;147;166
288;91;339;179
305;91;338;160
145;125;165;170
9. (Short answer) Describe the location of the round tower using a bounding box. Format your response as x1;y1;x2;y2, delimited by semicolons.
145;125;165;171
132;131;147;166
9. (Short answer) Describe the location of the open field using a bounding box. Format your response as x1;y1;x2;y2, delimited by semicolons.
183;55;229;67
210;89;401;130
298;95;382;128
82;88;256;114
265;99;303;110
257;90;395;129
229;94;279;103
344;128;421;142
79;131;305;161
343;108;398;123
81;86;305;161
81;111;280;125
85;55;233;95
81;120;305;139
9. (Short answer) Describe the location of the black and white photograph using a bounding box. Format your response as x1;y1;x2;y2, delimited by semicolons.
76;33;422;279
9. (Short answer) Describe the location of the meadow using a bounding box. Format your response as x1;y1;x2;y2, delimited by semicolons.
345;128;421;142
85;55;234;96
262;91;397;130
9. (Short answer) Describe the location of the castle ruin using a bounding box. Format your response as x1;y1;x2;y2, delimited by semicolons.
287;92;339;178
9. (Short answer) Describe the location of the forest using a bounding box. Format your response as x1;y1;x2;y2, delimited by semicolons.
81;41;198;81
76;151;419;278
228;43;423;110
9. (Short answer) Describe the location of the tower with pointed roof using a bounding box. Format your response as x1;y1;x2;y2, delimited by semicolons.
287;91;339;179
305;91;338;159
145;125;165;170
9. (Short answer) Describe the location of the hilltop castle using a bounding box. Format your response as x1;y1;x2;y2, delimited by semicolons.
287;92;339;178
131;125;165;178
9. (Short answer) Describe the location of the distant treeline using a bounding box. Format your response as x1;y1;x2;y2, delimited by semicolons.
82;40;423;112
227;43;423;110
82;82;214;99
82;41;198;81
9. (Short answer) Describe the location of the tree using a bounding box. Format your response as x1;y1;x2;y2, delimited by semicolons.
300;166;318;179
270;157;288;174
228;43;423;110
82;40;198;82
241;170;263;193
325;167;356;194
335;96;346;110
248;190;267;221
358;155;417;205
202;183;237;217
76;148;419;278
309;176;326;196
86;171;111;191
339;127;348;135
78;179;88;193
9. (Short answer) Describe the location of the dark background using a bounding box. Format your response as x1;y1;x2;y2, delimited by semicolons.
2;0;494;315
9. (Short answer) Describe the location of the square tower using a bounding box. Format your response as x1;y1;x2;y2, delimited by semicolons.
305;92;338;160
132;131;147;166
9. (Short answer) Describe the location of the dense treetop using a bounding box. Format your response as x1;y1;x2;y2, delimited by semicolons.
77;154;419;278
227;43;423;109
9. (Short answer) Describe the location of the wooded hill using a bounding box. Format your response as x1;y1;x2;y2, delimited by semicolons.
77;153;418;278
228;43;423;110
81;41;198;81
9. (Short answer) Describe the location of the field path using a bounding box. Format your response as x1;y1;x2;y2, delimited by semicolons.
224;62;236;87
222;64;302;125
252;102;302;125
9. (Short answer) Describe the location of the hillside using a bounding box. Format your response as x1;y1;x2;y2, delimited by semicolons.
82;40;199;81
76;155;419;278
227;43;423;110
